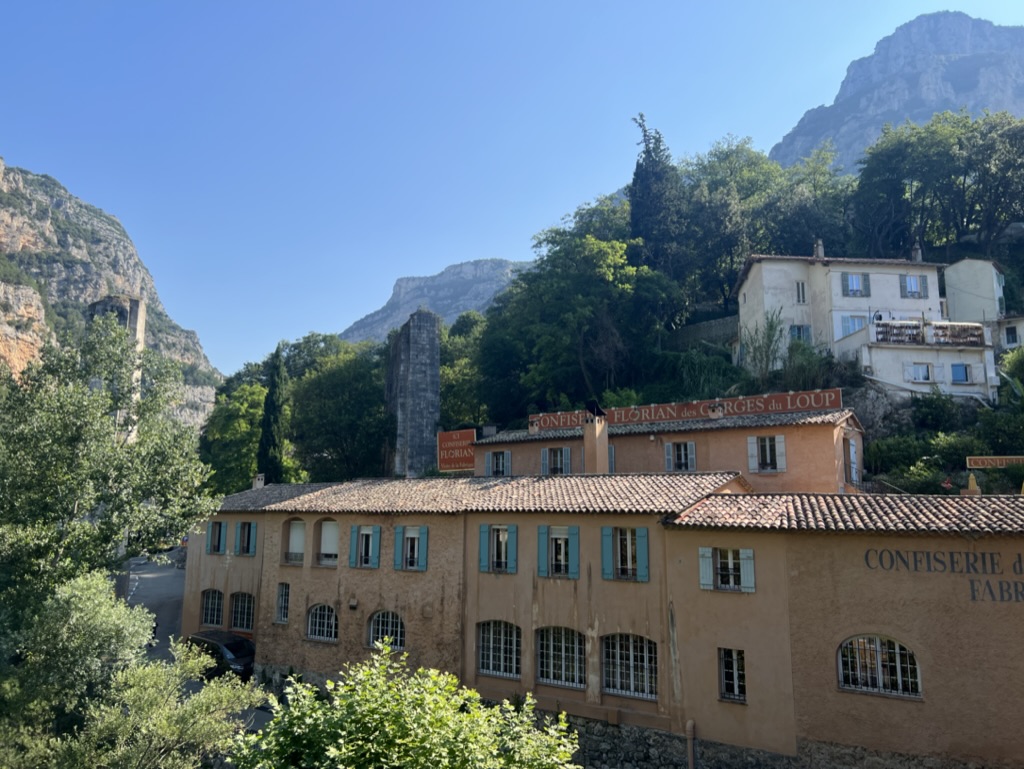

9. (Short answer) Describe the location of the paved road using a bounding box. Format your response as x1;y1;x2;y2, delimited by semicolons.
125;549;274;731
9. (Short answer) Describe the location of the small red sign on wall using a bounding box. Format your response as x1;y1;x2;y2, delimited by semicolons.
437;429;476;471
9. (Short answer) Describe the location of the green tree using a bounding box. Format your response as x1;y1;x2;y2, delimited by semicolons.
200;381;268;494
0;316;217;630
440;312;488;428
289;344;394;481
48;643;264;769
256;343;288;484
233;645;578;769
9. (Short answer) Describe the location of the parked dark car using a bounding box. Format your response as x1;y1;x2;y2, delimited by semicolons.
186;631;255;681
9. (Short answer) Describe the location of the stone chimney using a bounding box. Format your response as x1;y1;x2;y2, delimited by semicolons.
582;400;609;474
813;239;825;259
252;473;265;490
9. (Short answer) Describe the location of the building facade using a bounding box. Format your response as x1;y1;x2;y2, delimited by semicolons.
182;478;1024;767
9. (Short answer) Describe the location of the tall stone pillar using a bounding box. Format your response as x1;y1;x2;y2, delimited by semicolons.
386;309;441;478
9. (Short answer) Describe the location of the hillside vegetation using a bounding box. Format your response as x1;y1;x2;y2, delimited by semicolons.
204;112;1024;494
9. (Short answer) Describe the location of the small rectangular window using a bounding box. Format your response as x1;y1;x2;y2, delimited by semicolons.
276;583;290;623
719;648;746;702
543;447;570;476
699;547;755;592
842;272;869;297
359;527;373;567
1007;326;1019;345
790;324;811;344
601;526;649;582
911;363;931;382
757;436;777;471
549;526;570;575
491;525;510;572
403;528;420;568
795;281;806;304
207;521;226;555
490;451;509;476
840;316;866;337
951;363;971;384
715;548;742;590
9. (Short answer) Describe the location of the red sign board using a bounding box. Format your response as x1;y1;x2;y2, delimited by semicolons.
966;456;1024;469
529;389;843;432
437;429;476;471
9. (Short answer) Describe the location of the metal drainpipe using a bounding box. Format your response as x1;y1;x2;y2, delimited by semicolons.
686;719;695;769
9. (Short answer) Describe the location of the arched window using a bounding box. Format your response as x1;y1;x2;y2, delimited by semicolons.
602;633;657;700
315;518;339;567
536;627;585;689
368;611;405;649
838;635;921;697
201;589;223;626
283;518;306;565
477;620;521;679
307;604;338;642
231;592;255;631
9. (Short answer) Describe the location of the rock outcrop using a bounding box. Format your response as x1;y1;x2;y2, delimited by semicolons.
770;12;1024;172
0;157;218;424
340;258;531;343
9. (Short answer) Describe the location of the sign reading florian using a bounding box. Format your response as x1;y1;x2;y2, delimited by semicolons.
865;547;1024;603
529;388;843;431
437;429;476;472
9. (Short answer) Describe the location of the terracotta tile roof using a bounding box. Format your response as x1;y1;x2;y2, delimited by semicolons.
665;493;1024;536
474;409;858;445
220;473;746;515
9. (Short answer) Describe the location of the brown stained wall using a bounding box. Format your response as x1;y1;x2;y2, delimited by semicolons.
253;512;466;678
181;513;265;638
462;512;673;731
786;533;1024;764
665;531;797;756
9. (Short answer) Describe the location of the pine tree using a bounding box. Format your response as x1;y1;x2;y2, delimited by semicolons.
256;344;288;484
628;113;685;280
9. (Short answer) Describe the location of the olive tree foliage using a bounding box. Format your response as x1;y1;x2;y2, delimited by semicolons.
0;315;218;627
234;645;579;769
199;381;268;495
46;642;264;769
1;572;154;733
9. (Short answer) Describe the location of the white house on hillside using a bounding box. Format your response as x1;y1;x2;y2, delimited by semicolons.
736;244;998;402
944;258;1022;352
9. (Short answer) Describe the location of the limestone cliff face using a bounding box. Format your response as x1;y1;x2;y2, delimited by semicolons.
0;157;218;424
770;12;1024;172
0;282;52;376
340;258;532;343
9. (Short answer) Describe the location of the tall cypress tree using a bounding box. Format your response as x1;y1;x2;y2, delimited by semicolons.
256;344;288;485
628;113;685;280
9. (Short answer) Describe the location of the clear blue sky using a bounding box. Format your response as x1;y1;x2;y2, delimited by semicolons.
3;1;1024;375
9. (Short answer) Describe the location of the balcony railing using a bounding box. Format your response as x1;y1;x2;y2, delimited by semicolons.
317;552;339;567
871;320;985;347
284;551;304;565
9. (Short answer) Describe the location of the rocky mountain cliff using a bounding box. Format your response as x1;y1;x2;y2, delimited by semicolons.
0;157;218;425
770;12;1024;172
340;258;531;343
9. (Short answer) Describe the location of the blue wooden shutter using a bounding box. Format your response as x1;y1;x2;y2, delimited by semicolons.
699;547;714;590
507;524;518;573
601;527;613;580
537;525;549;577
249;522;257;555
418;526;428;571
205;523;213;554
775;435;787;471
370;526;381;568
234;523;241;555
900;274;908;297
541;449;548;475
636;528;649;582
479;524;490;572
849;439;859;483
841;272;850;295
665;442;673;471
747;437;758;472
349;525;359;568
484;452;493;477
218;523;227;554
608;444;615;474
687;441;696;471
920;275;929;298
740;549;756;593
394;526;405;570
563;447;571;475
504;451;512;475
862;273;871;297
568;526;580;579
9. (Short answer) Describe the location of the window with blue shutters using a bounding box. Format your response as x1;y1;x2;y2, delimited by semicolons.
485;451;512;476
699;547;755;593
480;524;517;573
541;447;571;475
601;526;648;582
350;525;380;568
234;521;257;556
206;521;227;554
665;442;696;472
538;525;578;578
394;525;428;571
